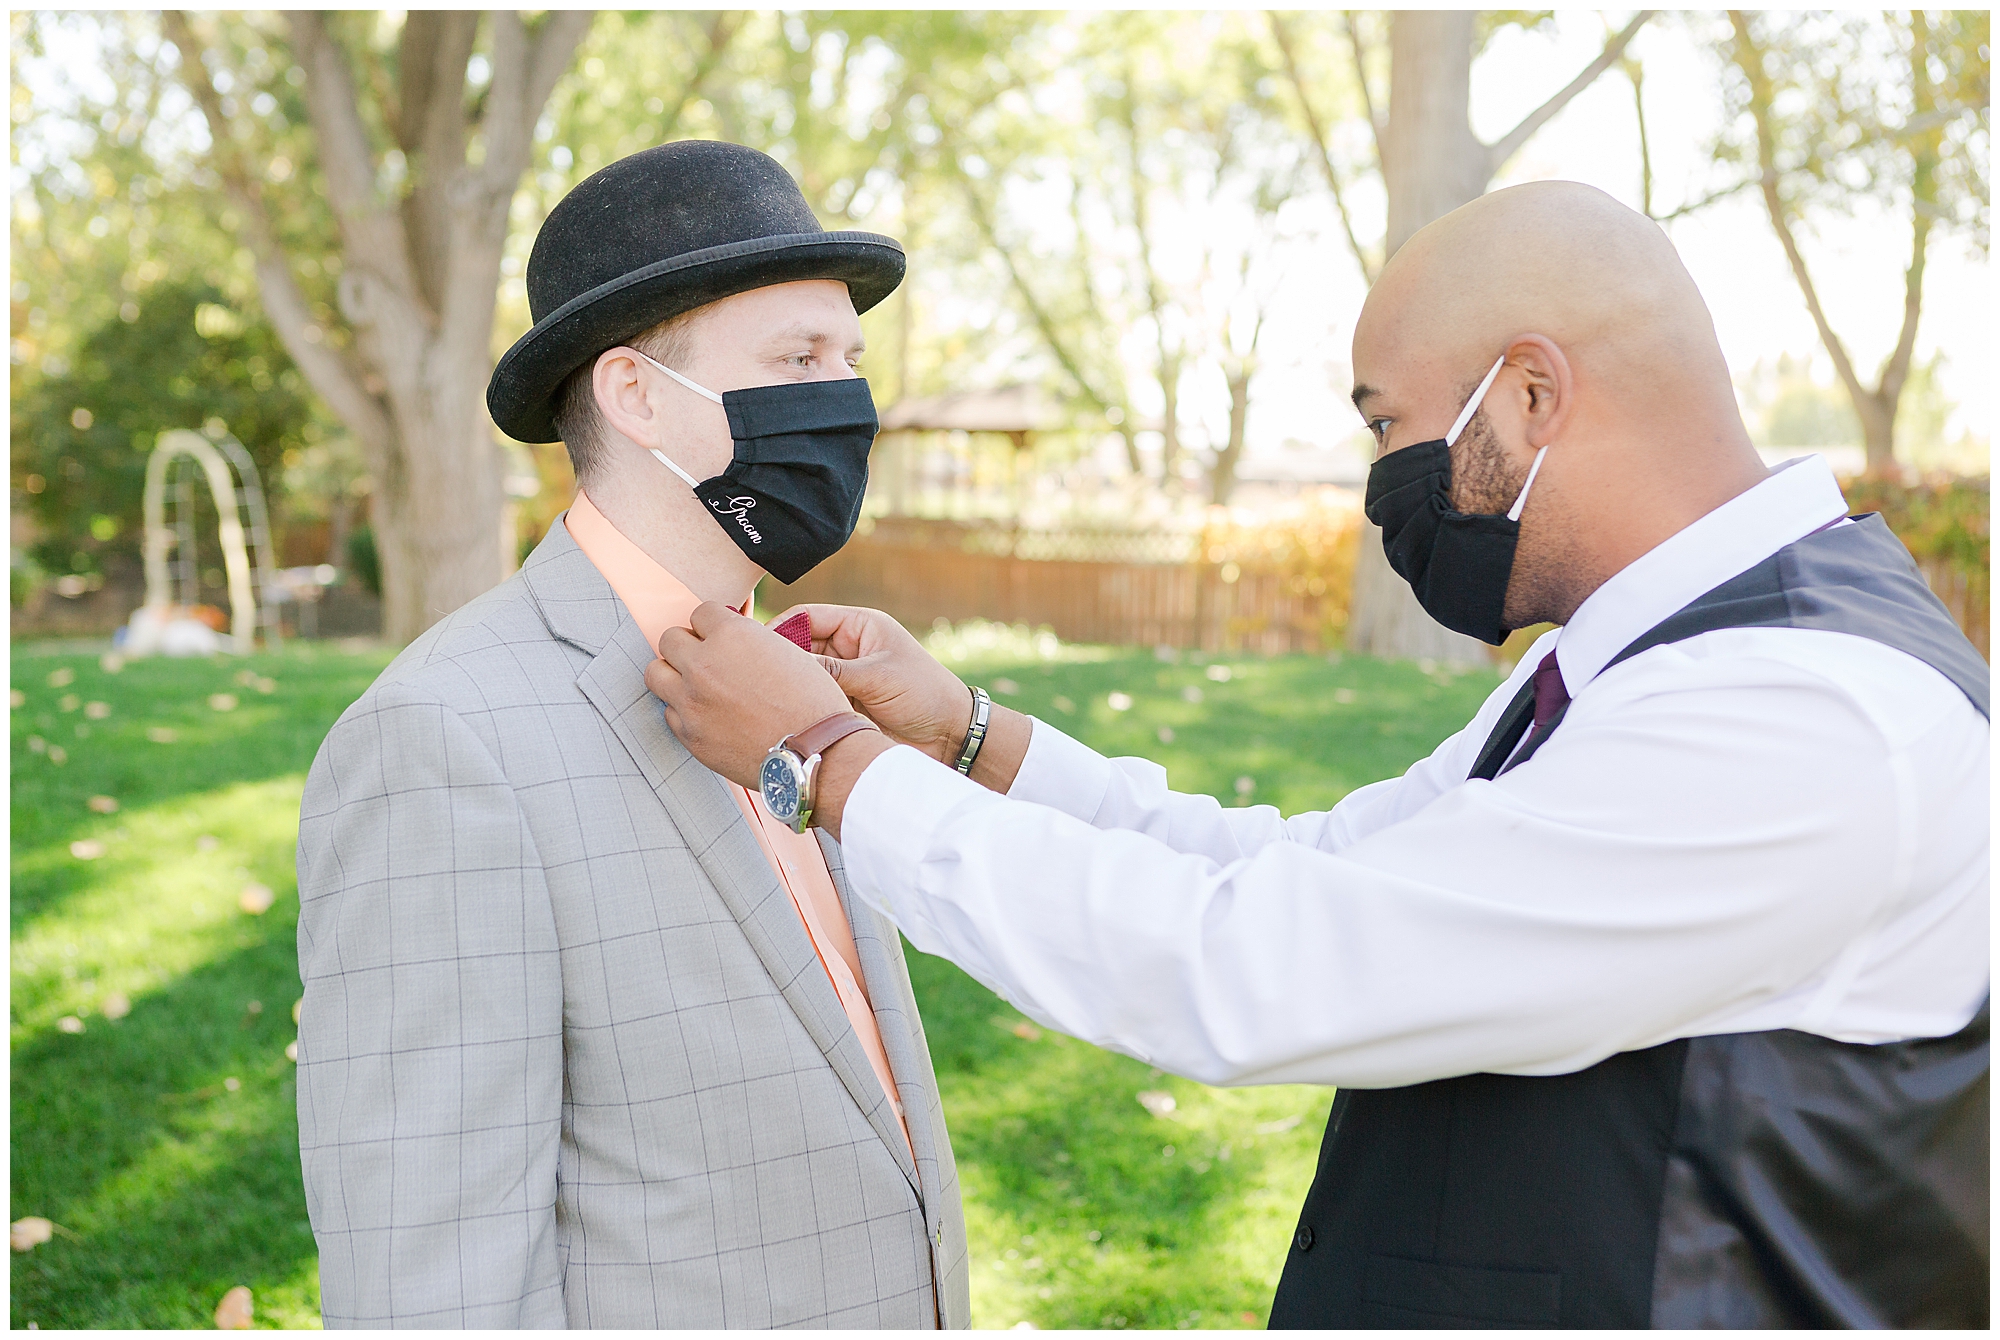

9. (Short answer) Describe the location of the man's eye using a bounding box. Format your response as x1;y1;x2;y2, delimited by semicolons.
1367;419;1392;449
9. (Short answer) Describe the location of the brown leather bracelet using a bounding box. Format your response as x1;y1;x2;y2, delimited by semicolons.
783;710;879;761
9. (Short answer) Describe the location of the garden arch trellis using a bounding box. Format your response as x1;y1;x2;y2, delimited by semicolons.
140;429;280;654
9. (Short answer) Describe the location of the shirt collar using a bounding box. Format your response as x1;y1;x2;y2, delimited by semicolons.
1555;455;1849;692
563;489;751;654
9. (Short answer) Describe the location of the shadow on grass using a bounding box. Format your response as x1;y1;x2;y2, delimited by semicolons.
11;937;320;1328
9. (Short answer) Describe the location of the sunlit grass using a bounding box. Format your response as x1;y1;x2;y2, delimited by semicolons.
11;633;1498;1329
11;641;391;1329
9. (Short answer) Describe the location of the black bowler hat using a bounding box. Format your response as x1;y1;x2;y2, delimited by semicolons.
487;140;904;443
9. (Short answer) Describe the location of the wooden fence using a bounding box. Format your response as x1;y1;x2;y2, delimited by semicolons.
767;516;1991;661
765;518;1346;655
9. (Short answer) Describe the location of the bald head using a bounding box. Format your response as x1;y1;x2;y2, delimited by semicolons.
1351;180;1767;628
1355;181;1732;429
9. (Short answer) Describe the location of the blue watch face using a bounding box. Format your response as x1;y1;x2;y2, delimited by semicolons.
760;753;802;818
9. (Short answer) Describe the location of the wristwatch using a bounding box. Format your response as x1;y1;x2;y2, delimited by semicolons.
758;711;880;833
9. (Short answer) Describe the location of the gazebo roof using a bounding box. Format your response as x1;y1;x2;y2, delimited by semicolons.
878;383;1069;435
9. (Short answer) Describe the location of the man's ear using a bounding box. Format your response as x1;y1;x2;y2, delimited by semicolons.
1505;335;1574;449
592;347;655;447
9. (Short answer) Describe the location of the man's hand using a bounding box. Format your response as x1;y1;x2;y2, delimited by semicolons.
775;603;974;766
777;602;1034;795
647;602;855;789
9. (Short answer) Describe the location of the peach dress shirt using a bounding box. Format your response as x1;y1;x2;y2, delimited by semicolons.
565;491;912;1152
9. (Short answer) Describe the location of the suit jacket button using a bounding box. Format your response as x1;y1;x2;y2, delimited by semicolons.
1294;1225;1315;1252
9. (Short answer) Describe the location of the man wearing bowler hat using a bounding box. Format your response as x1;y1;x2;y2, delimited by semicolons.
295;141;969;1328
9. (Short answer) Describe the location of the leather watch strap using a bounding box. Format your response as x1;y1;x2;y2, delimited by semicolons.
783;710;879;761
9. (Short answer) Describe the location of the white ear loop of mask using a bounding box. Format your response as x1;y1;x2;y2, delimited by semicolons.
1441;354;1548;524
628;346;721;489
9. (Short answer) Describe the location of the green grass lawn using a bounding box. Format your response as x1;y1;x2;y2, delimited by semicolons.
10;628;1503;1329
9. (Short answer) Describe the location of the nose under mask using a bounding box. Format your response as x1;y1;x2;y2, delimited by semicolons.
635;349;879;585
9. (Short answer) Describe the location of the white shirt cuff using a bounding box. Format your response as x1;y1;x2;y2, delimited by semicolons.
1007;717;1115;822
842;743;998;919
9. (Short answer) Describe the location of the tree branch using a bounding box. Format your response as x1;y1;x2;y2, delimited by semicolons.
160;11;393;452
284;10;414;302
476;10;590;199
1341;11;1384;169
1650;177;1752;222
1268;11;1378;285
957;164;1119;420
1726;12;1870;413
1485;10;1654;174
1878;9;1940;415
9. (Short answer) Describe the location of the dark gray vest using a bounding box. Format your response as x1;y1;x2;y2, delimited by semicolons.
1269;514;1989;1329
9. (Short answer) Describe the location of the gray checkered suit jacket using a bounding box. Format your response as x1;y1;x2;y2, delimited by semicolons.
295;517;970;1328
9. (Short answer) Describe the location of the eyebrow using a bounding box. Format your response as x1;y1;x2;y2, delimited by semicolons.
768;324;866;353
1350;383;1378;413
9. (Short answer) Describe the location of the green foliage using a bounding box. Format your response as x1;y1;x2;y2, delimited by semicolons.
10;638;1494;1329
1841;473;1990;572
342;526;380;597
1717;11;1990;247
12;279;324;578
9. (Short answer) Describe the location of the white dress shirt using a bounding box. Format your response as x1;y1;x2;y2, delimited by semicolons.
842;457;1989;1089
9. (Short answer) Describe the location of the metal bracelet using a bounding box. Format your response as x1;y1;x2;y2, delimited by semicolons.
955;685;992;775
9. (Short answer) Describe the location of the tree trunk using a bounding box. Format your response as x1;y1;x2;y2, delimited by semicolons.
1211;366;1252;506
166;10;591;643
1346;11;1493;668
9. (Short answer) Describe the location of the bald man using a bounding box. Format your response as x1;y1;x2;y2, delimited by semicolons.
643;183;1989;1328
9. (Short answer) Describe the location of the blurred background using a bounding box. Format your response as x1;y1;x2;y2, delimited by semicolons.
10;8;1990;1329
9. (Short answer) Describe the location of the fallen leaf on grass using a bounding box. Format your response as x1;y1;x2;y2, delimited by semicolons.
1011;1020;1042;1041
214;1286;254;1329
83;700;110;719
146;726;178;744
1137;1090;1178;1118
233;669;257;687
1106;691;1133;711
46;668;74;689
238;883;275;915
57;1016;85;1035
11;1218;53;1252
100;651;125;673
27;735;46;754
286;1040;299;1062
58;693;80;713
102;992;131;1020
87;795;119;814
47;746;67;765
254;677;277;694
207;693;239;713
991;677;1020;695
292;997;302;1024
70;839;105;860
9;689;25;709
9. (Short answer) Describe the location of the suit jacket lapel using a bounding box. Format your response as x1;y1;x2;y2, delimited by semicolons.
819;832;947;1197
525;519;919;1190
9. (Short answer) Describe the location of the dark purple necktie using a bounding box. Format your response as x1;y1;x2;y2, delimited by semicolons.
1528;651;1570;744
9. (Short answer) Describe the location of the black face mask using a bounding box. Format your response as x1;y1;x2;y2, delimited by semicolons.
640;352;877;584
1361;356;1549;646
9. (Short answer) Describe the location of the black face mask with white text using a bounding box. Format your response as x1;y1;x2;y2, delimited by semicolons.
1361;356;1549;646
640;351;878;585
